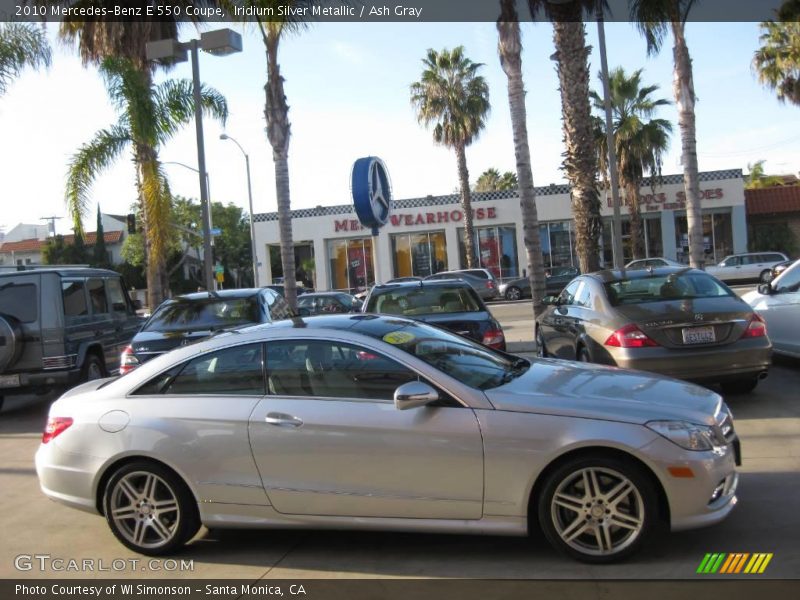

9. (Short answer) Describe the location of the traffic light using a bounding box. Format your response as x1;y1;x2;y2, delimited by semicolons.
127;213;136;234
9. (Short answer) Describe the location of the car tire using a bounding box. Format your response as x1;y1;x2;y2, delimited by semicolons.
720;377;760;395
0;314;23;372
103;461;200;556
577;346;591;363
537;455;658;564
759;270;772;283
505;286;522;301
81;353;106;382
536;327;548;358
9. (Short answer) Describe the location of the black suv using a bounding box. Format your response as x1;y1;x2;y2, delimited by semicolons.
0;267;143;411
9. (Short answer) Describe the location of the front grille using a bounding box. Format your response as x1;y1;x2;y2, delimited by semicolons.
42;355;77;370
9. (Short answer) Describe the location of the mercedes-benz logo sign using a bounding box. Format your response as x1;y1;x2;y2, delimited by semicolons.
352;156;392;232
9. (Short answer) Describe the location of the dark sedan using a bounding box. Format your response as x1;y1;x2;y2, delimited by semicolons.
535;267;772;394
363;280;505;350
498;266;580;301
297;292;362;316
120;288;293;373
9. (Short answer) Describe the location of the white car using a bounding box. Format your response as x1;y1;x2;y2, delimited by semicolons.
705;252;788;283
625;257;684;270
742;259;800;358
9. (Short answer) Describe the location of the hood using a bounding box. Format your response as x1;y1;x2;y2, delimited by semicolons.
485;358;721;426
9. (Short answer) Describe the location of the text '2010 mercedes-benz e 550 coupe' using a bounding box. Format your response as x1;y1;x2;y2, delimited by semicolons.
36;314;740;563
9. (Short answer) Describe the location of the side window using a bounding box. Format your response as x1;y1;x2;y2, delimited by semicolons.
264;290;293;321
266;340;417;401
62;281;88;318
106;278;127;313
774;267;800;294
722;256;740;267
559;280;581;305
87;278;109;314
160;343;265;395
575;282;592;308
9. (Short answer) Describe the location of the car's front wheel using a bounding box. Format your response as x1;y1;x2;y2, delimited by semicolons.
720;376;760;395
103;461;200;555
759;269;773;283
536;327;547;358
537;456;658;563
505;286;522;301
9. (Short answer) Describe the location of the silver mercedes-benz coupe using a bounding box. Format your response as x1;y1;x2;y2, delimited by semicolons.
36;314;740;563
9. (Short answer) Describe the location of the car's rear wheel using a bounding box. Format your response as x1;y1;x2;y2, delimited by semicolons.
537;456;657;563
536;327;547;358
505;286;522;301
103;461;199;556
720;377;760;395
577;346;591;363
759;269;772;283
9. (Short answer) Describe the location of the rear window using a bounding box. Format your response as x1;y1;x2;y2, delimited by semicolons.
367;286;481;316
143;296;260;332
604;273;733;306
0;282;37;322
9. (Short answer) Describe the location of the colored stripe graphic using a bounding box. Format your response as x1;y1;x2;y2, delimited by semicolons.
697;554;713;574
710;553;726;573
734;553;750;573
720;554;736;574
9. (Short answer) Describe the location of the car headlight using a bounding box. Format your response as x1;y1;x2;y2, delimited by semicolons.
646;420;725;452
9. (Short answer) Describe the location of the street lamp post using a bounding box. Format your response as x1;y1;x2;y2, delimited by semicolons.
220;134;259;287
146;29;242;291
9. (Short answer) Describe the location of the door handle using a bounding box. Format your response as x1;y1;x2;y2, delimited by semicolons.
265;412;303;428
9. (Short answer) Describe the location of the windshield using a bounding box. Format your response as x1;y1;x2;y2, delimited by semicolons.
367;286;481;316
604;272;734;306
354;318;526;390
144;296;260;332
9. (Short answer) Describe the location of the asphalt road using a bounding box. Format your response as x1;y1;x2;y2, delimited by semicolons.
1;292;798;581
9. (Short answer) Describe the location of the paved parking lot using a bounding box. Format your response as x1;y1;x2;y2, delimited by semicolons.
1;297;798;580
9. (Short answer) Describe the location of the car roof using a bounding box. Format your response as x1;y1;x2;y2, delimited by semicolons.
172;288;264;302
370;279;472;292
300;291;349;297
588;266;700;283
0;266;122;278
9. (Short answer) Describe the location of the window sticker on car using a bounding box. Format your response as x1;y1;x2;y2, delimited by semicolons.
383;331;415;345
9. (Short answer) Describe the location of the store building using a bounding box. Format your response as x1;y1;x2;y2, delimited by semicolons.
253;169;747;292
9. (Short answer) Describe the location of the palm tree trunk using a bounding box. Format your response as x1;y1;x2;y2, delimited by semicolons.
264;29;297;310
134;145;164;309
627;182;645;260
497;3;546;318
456;143;476;269
551;16;602;274
671;20;704;268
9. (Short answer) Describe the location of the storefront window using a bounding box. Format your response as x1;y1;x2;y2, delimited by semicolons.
457;225;519;279
645;217;663;259
391;231;447;278
675;211;731;265
327;237;374;293
549;221;574;267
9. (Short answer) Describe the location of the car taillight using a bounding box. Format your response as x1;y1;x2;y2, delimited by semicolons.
487;280;496;289
42;417;73;444
741;313;767;339
119;345;140;375
483;328;505;349
604;323;659;348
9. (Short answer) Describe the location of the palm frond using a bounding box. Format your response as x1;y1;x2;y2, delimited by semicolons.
65;124;132;236
0;22;51;96
151;79;229;143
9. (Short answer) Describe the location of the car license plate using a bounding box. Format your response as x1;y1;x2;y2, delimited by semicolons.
682;326;715;344
0;374;20;388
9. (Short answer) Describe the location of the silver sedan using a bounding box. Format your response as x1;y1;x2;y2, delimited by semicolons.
37;314;739;563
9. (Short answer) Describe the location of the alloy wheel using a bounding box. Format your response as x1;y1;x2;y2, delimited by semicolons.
506;287;522;301
109;471;181;550
550;467;645;557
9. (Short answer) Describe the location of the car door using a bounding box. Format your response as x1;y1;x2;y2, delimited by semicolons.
720;255;743;281
249;337;484;519
762;267;800;355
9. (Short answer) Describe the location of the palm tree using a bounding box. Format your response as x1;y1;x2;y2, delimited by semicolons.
65;57;227;308
497;0;547;320
591;67;672;260
630;0;705;269
528;0;603;274
753;21;800;106
475;168;518;192
410;46;491;269
745;160;785;189
0;22;51;97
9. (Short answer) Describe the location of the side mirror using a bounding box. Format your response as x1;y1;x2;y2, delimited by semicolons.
394;381;439;411
757;283;773;295
542;295;559;306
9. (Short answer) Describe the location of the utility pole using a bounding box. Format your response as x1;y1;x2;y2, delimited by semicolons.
39;216;62;238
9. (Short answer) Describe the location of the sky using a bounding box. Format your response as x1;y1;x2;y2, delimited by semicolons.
1;20;800;236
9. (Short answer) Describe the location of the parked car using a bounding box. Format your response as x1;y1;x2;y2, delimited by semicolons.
767;259;794;281
120;288;292;374
535;267;772;394
625;257;684;269
0;267;142;411
364;279;505;350
37;314;740;562
705;252;788;284
386;276;423;284
423;270;499;301
499;266;580;301
297;292;362;316
264;284;312;297
742;258;800;358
